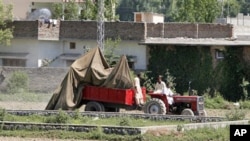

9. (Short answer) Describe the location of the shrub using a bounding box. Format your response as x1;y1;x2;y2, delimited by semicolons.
119;117;131;126
6;71;29;94
72;109;81;119
45;109;70;124
0;108;6;121
239;100;250;109
204;93;230;109
225;109;245;121
90;126;104;140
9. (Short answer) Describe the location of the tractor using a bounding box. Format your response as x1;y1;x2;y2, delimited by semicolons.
143;92;207;116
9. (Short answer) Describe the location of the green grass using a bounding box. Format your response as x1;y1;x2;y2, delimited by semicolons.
2;113;188;127
0;126;230;141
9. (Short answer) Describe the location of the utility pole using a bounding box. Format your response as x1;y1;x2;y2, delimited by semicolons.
97;0;105;52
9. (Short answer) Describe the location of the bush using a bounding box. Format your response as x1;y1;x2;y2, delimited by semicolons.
204;93;232;109
6;71;29;94
239;100;250;109
225;109;245;121
0;108;6;121
45;109;70;124
119;117;131;126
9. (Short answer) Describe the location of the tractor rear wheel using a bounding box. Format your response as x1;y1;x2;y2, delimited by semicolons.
143;98;166;114
85;101;105;112
181;108;194;116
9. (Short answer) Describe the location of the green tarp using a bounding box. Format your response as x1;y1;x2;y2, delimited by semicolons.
45;47;134;110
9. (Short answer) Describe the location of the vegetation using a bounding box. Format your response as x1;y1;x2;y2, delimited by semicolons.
145;45;250;102
104;37;121;66
116;0;250;22
51;0;119;21
51;0;79;20
6;71;29;94
0;0;13;46
172;0;220;23
0;127;230;141
0;109;188;126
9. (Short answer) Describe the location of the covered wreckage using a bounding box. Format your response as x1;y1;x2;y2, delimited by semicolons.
45;47;135;110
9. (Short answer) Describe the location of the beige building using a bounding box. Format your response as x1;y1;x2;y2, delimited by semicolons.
2;0;84;20
134;12;164;24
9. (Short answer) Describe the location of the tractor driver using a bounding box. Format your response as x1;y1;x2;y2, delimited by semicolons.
154;75;174;106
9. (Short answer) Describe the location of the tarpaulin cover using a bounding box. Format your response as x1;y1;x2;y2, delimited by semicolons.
45;47;134;110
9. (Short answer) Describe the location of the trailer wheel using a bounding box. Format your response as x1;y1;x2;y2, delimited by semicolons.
181;108;194;116
143;98;166;115
85;101;104;112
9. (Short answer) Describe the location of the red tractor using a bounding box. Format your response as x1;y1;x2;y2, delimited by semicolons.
143;93;207;116
82;85;206;116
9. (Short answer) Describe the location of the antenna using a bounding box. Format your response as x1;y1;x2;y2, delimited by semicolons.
97;0;105;52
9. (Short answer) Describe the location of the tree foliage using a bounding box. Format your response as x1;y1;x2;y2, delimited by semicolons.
222;0;241;17
0;0;13;46
147;45;214;95
240;0;250;15
117;0;221;22
104;37;121;66
117;0;167;21
80;0;97;20
172;0;220;23
52;0;79;20
52;0;118;21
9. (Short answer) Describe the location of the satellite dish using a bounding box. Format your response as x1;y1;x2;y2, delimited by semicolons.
28;8;52;20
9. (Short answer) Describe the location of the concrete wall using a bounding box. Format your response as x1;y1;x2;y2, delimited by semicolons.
59;21;145;40
8;21;38;38
146;23;164;38
198;24;233;38
0;67;68;93
9;21;233;40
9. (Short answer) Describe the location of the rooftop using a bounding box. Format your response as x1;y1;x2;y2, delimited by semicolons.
139;37;250;46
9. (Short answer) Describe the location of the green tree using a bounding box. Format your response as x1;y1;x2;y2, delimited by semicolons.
64;0;79;20
52;0;79;20
172;0;220;23
104;0;119;21
104;37;121;66
223;0;240;17
80;0;97;20
117;0;166;21
239;0;250;15
51;3;63;19
0;0;13;46
52;0;118;21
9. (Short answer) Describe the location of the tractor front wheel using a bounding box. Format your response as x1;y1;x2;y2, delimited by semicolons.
143;98;166;115
181;108;194;116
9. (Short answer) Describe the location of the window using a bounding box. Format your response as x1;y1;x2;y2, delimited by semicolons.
2;59;26;67
31;8;36;12
215;50;224;59
70;42;76;49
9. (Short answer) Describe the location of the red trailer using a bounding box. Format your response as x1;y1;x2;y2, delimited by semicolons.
82;85;146;112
